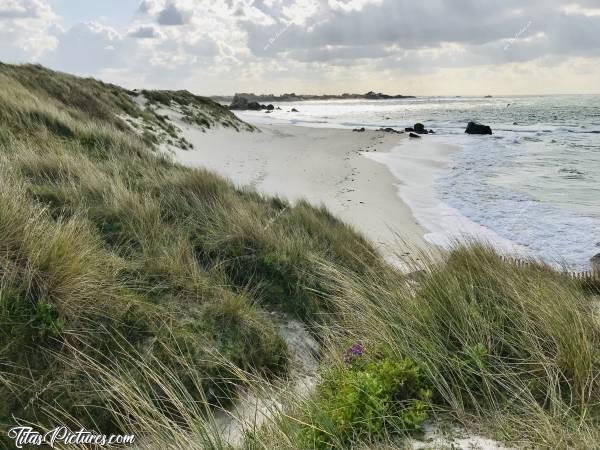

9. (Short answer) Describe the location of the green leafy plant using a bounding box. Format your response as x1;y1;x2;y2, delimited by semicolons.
304;352;431;449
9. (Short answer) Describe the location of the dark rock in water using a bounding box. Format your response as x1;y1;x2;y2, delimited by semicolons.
405;127;414;132
513;122;518;125
276;106;282;110
247;101;263;110
428;129;435;134
465;122;492;135
353;127;366;132
267;104;275;110
229;94;267;110
485;95;493;98
414;123;426;134
409;132;421;138
291;108;299;112
265;110;272;114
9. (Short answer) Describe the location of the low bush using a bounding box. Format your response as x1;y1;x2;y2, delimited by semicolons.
302;344;431;449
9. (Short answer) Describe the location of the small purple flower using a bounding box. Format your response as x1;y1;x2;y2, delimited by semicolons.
343;341;364;365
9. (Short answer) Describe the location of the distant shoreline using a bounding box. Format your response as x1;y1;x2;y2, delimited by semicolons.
212;91;416;105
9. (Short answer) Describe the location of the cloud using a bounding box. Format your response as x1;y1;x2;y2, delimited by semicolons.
2;0;600;94
157;3;189;26
0;0;58;61
0;0;51;19
327;0;382;12
127;24;161;38
43;22;125;74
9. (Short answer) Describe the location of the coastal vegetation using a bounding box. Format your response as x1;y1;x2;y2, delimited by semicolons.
0;63;598;449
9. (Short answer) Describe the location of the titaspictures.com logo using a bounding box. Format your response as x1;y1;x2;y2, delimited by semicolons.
7;426;135;448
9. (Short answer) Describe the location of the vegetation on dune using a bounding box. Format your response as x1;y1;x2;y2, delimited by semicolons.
0;63;598;449
316;245;600;448
0;63;380;444
142;89;258;133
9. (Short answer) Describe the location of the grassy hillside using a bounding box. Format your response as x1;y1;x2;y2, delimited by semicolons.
0;63;381;440
0;63;598;449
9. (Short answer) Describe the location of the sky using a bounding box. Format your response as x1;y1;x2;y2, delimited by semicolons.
1;0;600;95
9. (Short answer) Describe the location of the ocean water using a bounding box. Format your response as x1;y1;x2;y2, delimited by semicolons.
237;95;600;270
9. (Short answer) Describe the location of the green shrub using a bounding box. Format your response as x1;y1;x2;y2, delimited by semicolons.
303;350;431;449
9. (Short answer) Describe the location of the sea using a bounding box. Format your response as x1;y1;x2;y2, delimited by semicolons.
236;95;600;271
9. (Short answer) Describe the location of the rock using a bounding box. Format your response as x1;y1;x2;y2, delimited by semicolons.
414;123;426;134
428;129;435;134
267;104;274;110
276;106;282;110
291;108;299;112
465;122;493;135
591;253;600;273
409;132;421;138
247;101;263;111
265;110;272;114
229;94;249;110
405;127;414;132
353;127;366;132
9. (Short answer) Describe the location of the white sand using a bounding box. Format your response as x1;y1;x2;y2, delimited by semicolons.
165;114;452;265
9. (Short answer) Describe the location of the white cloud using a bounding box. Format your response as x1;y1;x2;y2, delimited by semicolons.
1;0;600;95
0;0;59;61
327;0;382;13
561;3;600;16
0;0;52;19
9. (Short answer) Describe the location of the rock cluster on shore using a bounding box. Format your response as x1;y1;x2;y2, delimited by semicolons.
229;94;276;111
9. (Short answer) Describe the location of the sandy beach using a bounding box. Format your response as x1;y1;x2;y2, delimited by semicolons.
166;114;459;264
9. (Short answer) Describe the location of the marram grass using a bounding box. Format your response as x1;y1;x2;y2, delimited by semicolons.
0;63;598;449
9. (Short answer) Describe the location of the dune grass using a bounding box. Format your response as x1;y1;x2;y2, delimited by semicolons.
316;245;600;448
0;63;381;444
0;63;598;448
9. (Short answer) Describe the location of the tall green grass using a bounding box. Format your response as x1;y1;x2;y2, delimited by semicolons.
0;63;598;449
319;244;600;448
0;63;380;444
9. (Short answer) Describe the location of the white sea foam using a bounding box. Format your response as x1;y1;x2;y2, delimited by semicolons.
364;137;532;258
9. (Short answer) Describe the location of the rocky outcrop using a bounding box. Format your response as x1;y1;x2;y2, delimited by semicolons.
229;94;269;110
247;101;263;111
465;122;493;135
414;123;430;135
364;91;415;100
229;94;250;110
353;127;366;132
409;132;421;138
